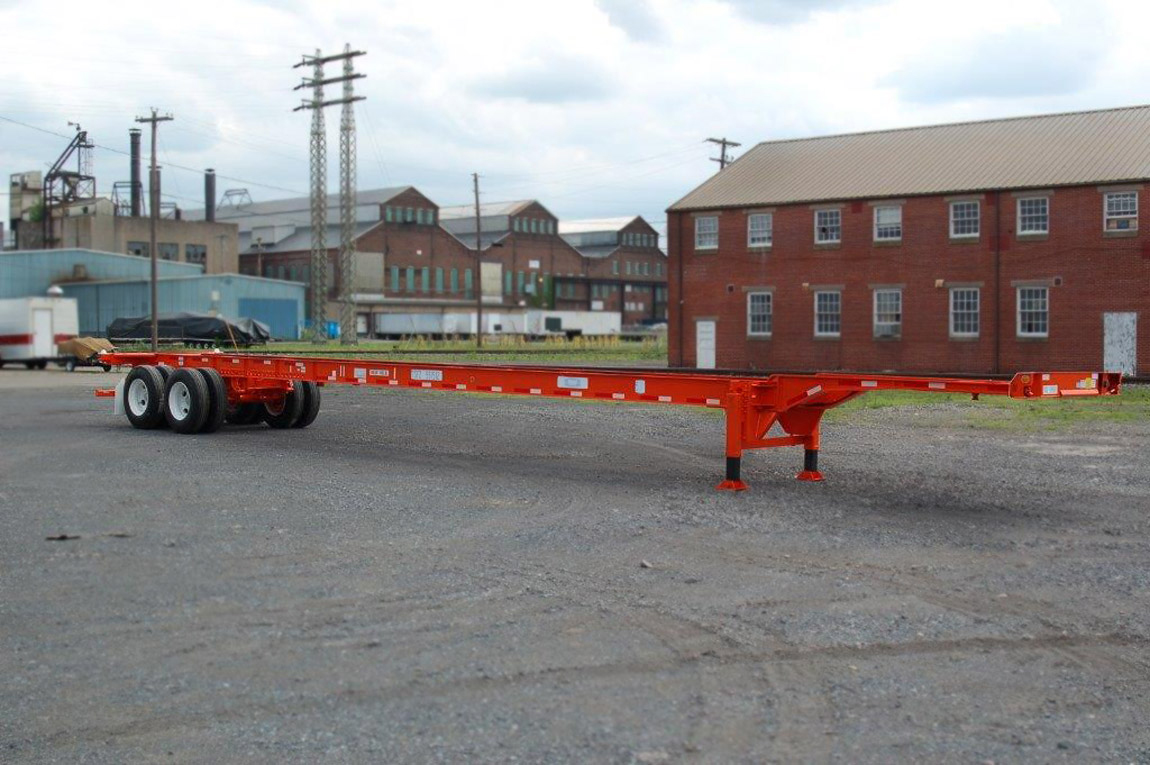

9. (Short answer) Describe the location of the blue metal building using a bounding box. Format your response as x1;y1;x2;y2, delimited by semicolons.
0;248;201;298
1;249;306;339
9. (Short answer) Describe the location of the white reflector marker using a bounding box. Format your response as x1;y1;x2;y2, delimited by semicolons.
929;382;946;390
862;380;878;388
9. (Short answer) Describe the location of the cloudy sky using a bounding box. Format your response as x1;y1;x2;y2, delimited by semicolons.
2;0;1148;239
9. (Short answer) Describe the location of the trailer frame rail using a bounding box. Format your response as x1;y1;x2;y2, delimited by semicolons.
95;351;1121;492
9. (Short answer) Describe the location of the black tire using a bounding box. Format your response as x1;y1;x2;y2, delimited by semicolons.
123;365;166;429
164;368;210;434
24;362;36;370
65;359;77;372
35;360;48;370
262;386;304;429
196;368;229;434
292;382;321;429
225;403;264;425
156;364;173;382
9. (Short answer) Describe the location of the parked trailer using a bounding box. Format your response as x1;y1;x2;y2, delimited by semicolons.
93;351;1121;491
0;297;79;369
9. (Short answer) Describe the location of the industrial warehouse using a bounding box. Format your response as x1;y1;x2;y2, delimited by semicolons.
3;3;1150;763
668;105;1148;377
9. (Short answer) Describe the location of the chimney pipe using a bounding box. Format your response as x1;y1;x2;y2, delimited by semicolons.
129;128;142;217
204;169;216;222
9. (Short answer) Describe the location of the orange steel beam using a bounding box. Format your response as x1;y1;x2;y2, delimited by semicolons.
96;351;1122;492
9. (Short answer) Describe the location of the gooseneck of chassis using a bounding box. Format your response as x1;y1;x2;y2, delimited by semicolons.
95;351;1121;492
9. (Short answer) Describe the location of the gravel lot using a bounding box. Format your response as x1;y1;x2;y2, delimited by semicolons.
1;367;1148;763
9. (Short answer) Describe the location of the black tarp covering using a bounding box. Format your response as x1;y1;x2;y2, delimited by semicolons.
107;313;271;346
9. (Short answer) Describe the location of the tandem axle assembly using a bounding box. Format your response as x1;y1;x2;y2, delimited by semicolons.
95;351;1121;492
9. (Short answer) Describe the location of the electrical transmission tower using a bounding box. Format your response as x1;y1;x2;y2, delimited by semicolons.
706;136;741;170
294;45;365;344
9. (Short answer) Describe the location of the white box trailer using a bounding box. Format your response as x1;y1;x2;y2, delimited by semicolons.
524;309;621;337
0;297;79;369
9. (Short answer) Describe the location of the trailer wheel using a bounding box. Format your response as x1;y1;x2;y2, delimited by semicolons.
292;382;321;429
225;403;263;425
156;364;173;381
197;368;229;434
164;368;210;434
262;386;304;429
124;365;166;429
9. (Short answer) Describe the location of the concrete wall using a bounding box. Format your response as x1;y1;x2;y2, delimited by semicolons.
55;216;238;273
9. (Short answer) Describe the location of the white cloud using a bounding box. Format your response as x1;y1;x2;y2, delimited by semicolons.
0;0;1145;230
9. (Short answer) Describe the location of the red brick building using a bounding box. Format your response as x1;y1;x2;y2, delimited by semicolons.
212;189;667;335
559;217;668;325
667;106;1149;375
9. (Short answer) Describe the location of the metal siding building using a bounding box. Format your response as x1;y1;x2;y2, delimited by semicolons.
60;275;306;339
0;248;201;299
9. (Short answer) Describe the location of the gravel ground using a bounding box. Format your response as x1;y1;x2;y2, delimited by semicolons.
1;367;1148;763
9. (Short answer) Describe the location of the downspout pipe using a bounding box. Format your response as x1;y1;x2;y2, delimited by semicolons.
994;191;1002;375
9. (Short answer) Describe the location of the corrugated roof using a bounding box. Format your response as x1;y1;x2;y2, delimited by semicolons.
438;200;536;219
669;105;1150;211
185;187;411;227
443;231;511;251
558;216;639;234
239;222;380;254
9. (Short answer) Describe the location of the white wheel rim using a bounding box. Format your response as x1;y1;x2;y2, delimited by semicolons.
128;378;150;417
167;381;192;421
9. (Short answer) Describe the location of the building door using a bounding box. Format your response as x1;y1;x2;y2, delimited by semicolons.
695;319;716;369
32;309;53;358
1103;312;1137;376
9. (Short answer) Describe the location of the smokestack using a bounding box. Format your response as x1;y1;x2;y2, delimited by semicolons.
129;128;142;217
204;169;216;222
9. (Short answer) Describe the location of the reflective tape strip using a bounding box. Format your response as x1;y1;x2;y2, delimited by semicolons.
706;398;720;406
421;382;432;388
929;382;946;390
806;385;822;396
658;395;672;403
530;388;542;395
570;391;582;397
491;385;502;393
862;380;878;388
456;384;467;390
612;393;625;400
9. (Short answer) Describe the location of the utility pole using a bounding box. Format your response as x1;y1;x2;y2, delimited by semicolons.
294;45;366;344
472;172;483;349
135;108;173;352
705;136;741;170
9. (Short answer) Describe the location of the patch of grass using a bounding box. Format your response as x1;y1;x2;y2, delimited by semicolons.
115;335;668;364
825;384;1149;431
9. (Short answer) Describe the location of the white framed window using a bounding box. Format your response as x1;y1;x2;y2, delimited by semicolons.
747;213;773;247
695;216;718;249
1104;192;1138;231
873;206;902;241
1016;286;1049;338
815;209;841;244
950;201;980;238
747;292;772;336
814;290;841;337
872;289;902;338
1017;197;1049;234
949;288;980;337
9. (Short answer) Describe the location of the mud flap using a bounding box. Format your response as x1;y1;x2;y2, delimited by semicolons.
113;377;126;416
